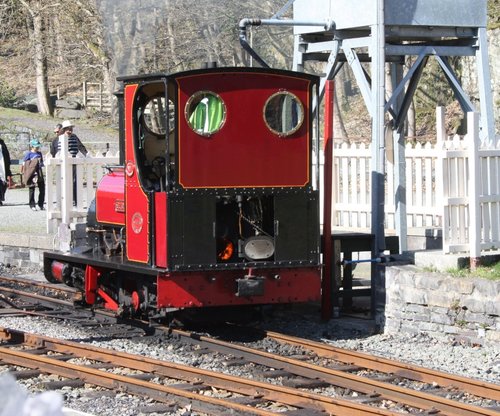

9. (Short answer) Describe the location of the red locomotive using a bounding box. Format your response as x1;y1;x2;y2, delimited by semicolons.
44;67;321;318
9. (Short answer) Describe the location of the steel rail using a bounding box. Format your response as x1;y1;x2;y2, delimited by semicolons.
0;285;122;325
264;330;500;402
0;276;80;299
0;327;398;416
171;328;499;416
0;347;275;416
0;286;79;308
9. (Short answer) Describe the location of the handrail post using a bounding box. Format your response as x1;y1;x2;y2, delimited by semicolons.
321;80;334;321
59;134;73;252
468;112;481;268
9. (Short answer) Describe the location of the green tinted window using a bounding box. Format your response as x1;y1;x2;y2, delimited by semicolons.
185;91;225;136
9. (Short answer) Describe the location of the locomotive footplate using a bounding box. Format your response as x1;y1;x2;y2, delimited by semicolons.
43;250;161;278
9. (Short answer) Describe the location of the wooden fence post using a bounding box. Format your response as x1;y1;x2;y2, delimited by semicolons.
83;81;87;107
99;82;103;111
59;134;73;252
468;112;481;268
436;107;448;252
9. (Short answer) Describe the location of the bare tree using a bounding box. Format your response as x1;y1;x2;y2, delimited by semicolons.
59;0;114;107
333;67;349;140
17;0;59;116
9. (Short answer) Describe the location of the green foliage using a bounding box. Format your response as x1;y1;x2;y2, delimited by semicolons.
446;261;500;280
0;79;17;108
473;262;500;280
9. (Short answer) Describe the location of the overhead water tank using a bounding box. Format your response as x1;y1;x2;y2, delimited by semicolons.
293;0;487;34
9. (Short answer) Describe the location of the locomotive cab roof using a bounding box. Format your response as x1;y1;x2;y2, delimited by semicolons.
116;66;319;85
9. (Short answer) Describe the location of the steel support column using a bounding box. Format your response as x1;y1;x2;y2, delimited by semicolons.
476;27;496;144
391;63;407;253
370;0;386;258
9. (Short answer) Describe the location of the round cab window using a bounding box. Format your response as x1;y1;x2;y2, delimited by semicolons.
144;96;174;136
185;91;225;136
264;91;304;137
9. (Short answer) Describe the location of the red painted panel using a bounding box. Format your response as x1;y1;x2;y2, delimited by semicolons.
84;265;100;305
96;171;125;225
177;72;311;188
124;84;150;264
155;192;167;268
156;267;321;308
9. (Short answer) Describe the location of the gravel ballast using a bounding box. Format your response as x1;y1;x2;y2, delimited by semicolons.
0;309;498;416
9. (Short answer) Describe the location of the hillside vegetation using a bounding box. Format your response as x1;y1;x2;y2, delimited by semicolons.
0;0;498;139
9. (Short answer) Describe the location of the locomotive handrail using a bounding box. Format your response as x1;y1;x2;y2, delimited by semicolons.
103;164;124;172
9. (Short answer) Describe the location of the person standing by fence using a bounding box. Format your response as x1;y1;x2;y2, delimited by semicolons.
0;138;13;206
21;139;45;211
49;123;63;157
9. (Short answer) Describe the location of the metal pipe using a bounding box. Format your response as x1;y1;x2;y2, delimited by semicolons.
238;18;335;68
341;256;395;266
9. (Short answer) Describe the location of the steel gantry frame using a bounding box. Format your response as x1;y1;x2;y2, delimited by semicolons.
291;0;494;256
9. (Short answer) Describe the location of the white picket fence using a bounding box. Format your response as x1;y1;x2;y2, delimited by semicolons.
329;109;500;255
45;109;499;256
45;148;119;235
331;140;441;231
437;111;500;257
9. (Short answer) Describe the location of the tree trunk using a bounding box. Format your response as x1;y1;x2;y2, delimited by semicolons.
333;68;349;141
333;89;348;141
31;3;53;116
407;100;416;138
405;57;416;138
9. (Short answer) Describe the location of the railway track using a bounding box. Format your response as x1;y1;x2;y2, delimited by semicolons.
172;326;500;412
0;326;405;416
0;276;148;327
0;277;499;415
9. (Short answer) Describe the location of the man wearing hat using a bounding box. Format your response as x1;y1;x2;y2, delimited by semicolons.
51;120;88;157
21;139;45;211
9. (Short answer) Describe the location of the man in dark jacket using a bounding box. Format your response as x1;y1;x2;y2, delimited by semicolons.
0;138;12;206
49;123;63;157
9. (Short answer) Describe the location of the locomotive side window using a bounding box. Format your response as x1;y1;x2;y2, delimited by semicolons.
143;96;174;136
264;91;304;137
185;91;225;136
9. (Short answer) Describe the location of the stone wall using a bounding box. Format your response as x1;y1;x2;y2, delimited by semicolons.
0;233;52;270
0;245;44;269
384;265;500;345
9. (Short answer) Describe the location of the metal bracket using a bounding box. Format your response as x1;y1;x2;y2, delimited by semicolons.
236;277;265;297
